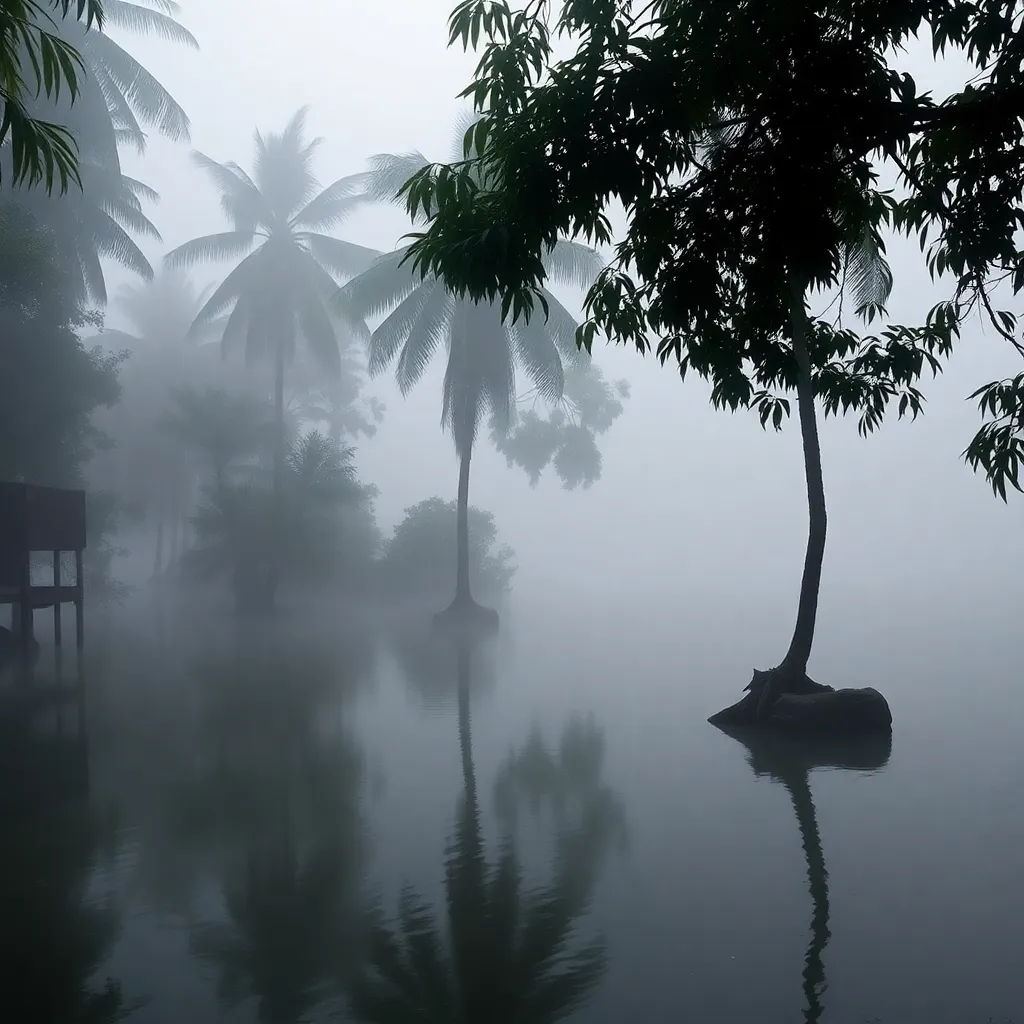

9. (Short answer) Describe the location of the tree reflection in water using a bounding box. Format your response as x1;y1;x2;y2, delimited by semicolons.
167;625;376;1024
0;771;131;1022
348;637;625;1023
716;726;892;1024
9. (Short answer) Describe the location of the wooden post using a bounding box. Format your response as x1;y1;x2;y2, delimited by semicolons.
52;549;62;648
74;548;84;655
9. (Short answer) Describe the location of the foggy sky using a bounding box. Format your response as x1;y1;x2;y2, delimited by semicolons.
108;2;1023;672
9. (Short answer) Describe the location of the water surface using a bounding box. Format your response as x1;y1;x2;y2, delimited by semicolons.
1;589;1020;1024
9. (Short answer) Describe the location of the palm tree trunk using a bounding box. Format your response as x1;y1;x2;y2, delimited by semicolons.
782;771;830;1024
267;339;286;611
273;342;286;502
455;446;473;605
779;287;826;679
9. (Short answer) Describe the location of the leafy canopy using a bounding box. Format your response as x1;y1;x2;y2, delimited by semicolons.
400;0;1024;498
0;0;104;192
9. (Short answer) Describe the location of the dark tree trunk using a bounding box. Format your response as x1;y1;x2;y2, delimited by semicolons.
779;289;826;678
708;282;830;726
455;446;472;604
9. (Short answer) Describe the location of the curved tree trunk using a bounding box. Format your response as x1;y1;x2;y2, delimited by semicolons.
709;282;829;725
455;446;473;605
779;288;826;678
782;771;830;1024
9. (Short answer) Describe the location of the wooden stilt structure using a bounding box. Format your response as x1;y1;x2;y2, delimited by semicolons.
0;482;86;674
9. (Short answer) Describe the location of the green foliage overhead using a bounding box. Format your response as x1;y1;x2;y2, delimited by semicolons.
0;0;104;192
400;0;1024;498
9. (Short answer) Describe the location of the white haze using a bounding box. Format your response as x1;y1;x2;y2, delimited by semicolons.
107;1;1023;680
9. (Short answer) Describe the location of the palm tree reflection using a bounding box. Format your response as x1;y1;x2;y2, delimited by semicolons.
349;638;622;1023
171;628;374;1023
716;726;892;1024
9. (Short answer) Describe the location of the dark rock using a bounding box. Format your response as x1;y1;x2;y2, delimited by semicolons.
709;666;892;736
766;687;892;735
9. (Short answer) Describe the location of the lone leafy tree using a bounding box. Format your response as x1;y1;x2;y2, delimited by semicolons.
391;0;1024;726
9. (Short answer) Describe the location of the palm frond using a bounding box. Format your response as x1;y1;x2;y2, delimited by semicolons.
394;283;453;396
511;316;565;404
290;174;369;231
121;175;161;204
843;226;893;316
363;152;429;207
89;213;154;280
190;152;265;229
536;288;588;366
340;247;422;321
299;233;379;280
543;239;604;291
103;0;199;47
82;32;191;141
165;231;255;269
100;189;161;240
187;249;265;335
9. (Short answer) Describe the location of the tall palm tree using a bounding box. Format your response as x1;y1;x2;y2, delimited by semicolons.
164;106;377;507
340;115;601;629
717;725;892;1023
347;639;608;1023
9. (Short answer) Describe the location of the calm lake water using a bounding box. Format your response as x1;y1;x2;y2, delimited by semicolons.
1;587;1021;1024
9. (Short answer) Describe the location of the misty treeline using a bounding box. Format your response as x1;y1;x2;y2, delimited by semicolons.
0;1;629;616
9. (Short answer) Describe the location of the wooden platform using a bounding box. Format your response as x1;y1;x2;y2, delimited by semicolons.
0;481;86;664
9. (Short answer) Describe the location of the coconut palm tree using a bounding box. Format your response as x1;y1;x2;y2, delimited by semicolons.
164;107;377;507
340;116;601;629
347;639;608;1024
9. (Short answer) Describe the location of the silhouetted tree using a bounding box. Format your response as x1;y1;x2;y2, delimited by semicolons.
398;1;971;714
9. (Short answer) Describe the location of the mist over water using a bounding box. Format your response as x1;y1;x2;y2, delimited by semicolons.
2;2;1023;1024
